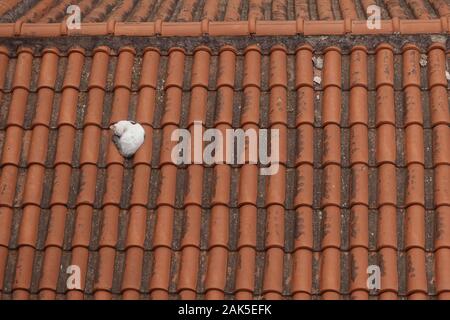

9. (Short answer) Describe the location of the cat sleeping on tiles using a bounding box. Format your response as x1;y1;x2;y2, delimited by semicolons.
110;120;145;158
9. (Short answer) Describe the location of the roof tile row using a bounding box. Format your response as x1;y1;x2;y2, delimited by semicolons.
1;17;450;37
1;0;449;23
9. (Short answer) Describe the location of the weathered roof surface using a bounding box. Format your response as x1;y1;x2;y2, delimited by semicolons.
0;37;449;300
0;0;448;23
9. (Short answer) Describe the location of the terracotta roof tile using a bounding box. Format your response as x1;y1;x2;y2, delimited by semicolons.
0;17;449;301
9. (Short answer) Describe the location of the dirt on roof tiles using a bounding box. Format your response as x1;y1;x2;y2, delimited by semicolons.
0;36;448;300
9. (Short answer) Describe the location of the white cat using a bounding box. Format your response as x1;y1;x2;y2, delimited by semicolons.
110;120;145;158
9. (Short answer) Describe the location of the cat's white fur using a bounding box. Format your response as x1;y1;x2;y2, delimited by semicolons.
110;120;145;157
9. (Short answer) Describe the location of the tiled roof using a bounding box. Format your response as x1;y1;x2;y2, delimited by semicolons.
0;0;449;37
0;39;449;300
0;0;449;22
